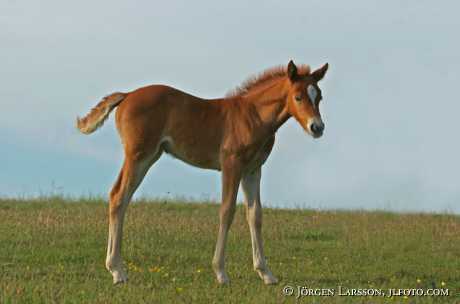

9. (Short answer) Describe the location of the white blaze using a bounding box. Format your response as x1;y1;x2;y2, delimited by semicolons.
307;85;317;105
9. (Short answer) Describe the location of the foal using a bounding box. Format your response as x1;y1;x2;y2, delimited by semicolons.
77;60;329;285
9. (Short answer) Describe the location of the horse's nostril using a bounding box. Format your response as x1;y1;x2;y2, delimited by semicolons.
311;123;324;134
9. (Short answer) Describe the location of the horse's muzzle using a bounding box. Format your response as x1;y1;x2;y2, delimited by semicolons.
309;120;324;138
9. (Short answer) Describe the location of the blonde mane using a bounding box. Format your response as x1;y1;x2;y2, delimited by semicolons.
226;64;310;98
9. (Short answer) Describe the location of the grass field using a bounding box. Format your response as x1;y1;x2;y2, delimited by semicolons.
0;197;459;303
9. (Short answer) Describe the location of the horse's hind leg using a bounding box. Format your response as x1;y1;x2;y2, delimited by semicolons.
105;149;161;284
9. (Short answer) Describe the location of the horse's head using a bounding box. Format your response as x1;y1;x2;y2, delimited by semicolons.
286;60;328;138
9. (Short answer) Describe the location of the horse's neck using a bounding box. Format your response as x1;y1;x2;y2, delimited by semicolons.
244;79;290;133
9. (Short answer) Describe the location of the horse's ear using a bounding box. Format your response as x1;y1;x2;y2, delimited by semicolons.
312;63;329;82
287;60;298;81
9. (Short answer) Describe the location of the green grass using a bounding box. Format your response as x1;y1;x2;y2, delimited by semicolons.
0;197;459;303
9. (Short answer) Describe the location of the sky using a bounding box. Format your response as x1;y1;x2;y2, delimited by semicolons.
1;1;459;213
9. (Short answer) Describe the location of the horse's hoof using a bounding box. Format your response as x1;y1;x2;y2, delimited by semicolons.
216;272;230;285
112;269;128;285
263;275;278;285
257;269;278;285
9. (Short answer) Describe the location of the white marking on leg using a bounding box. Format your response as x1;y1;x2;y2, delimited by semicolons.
212;222;231;284
106;202;129;284
105;149;161;284
242;167;278;285
212;165;240;284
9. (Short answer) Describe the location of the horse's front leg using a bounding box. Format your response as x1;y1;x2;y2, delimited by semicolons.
212;156;241;284
241;167;278;284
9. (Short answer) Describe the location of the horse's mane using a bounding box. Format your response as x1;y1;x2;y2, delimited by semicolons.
226;64;311;98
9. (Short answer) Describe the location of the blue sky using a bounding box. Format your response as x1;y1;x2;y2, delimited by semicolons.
1;1;459;213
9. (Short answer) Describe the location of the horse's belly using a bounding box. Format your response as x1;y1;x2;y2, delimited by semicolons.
161;136;221;170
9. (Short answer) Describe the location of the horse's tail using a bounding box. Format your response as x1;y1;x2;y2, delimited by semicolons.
76;92;127;134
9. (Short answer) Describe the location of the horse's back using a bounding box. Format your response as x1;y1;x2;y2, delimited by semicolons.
114;84;225;166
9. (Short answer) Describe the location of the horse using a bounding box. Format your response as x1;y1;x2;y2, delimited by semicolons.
76;60;329;285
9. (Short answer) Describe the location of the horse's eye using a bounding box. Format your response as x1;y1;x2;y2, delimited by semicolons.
295;95;302;102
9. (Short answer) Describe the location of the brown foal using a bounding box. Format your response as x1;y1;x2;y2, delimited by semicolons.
77;60;329;285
